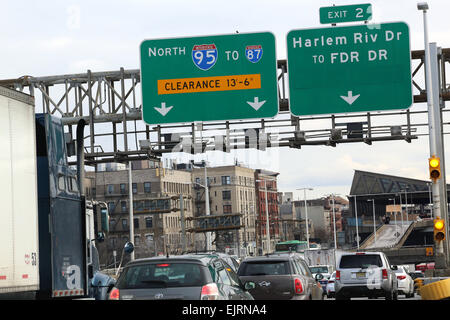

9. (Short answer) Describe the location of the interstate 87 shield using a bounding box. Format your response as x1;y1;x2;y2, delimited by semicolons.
140;32;278;125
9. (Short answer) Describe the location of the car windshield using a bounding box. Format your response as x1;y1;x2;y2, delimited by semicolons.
339;254;383;269
116;262;205;289
309;266;329;274
394;267;405;274
239;261;290;276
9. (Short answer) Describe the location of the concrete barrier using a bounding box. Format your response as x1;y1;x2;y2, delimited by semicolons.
419;278;450;300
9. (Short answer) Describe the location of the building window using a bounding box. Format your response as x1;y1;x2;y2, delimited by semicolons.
223;205;232;213
92;187;96;197
107;184;114;194
108;201;115;213
134;218;139;229
121;201;127;213
120;183;126;194
121;219;128;230
134;235;141;246
144;182;151;193
145;217;153;228
221;176;231;185
132;183;137;194
222;190;231;200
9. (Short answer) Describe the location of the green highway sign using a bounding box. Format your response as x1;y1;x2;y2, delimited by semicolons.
286;22;412;116
140;32;278;125
320;3;372;24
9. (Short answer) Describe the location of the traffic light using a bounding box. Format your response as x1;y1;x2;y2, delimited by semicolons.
429;155;441;182
434;217;445;242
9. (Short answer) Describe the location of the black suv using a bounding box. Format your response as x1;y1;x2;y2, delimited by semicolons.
237;253;324;300
109;253;254;300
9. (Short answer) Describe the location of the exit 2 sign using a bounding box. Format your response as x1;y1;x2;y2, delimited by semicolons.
320;3;372;24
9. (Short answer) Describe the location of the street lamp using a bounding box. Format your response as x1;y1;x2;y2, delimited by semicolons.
257;179;271;253
367;199;376;247
128;161;135;261
297;187;313;249
192;160;212;251
398;192;404;227
389;198;398;236
401;188;409;224
349;195;360;250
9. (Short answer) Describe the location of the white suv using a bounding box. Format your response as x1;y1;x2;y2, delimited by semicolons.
334;252;398;300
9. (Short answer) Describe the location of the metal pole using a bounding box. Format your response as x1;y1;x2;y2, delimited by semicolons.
304;189;310;250
180;194;186;253
419;4;448;264
204;164;211;251
429;43;449;263
399;193;404;227
264;181;271;253
372;199;376;246
404;189;409;224
354;195;360;250
393;198;398;236
332;194;337;250
128;161;135;260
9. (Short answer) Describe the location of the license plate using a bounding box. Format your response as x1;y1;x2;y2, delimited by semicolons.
356;272;366;278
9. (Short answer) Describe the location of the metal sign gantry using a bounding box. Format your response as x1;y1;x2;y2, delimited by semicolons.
0;49;449;165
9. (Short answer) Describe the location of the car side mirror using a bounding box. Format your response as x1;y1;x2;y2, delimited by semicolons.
391;265;398;271
315;273;324;281
244;281;256;291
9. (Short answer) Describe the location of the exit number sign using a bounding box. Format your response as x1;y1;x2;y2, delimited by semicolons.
320;3;372;24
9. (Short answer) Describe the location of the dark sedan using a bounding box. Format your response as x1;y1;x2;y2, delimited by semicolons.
109;254;254;300
237;253;324;300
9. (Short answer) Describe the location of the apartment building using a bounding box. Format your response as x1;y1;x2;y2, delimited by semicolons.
192;165;258;256
255;169;281;254
86;160;195;267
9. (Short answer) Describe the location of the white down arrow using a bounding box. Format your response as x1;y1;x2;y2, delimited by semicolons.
154;102;173;116
247;97;266;111
340;91;360;105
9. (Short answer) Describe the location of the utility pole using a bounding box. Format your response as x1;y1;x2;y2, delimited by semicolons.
180;194;186;253
332;194;337;250
204;163;211;251
418;2;449;268
297;187;313;249
368;199;376;247
351;195;360;250
128;161;135;260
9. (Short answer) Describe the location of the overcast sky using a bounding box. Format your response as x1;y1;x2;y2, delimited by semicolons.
1;0;449;200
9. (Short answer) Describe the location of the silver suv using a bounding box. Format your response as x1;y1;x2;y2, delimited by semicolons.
334;252;398;300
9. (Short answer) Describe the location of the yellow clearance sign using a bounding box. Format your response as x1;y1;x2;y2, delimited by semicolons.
158;74;261;95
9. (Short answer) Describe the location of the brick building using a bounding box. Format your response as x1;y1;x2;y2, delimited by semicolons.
255;169;280;254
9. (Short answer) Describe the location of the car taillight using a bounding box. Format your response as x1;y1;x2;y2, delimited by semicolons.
109;288;120;300
201;283;219;300
294;278;304;294
397;275;406;280
336;271;340;281
382;269;388;280
328;280;334;284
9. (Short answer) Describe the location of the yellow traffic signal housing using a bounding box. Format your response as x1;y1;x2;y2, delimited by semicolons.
429;155;441;182
434;217;445;242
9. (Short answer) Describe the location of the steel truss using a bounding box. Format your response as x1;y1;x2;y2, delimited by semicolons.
1;48;449;165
